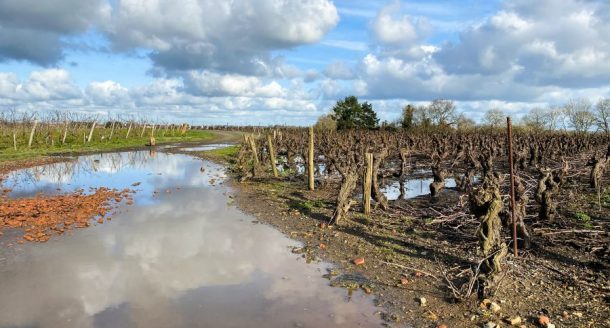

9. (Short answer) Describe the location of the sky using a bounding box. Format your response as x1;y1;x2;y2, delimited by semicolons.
1;0;609;125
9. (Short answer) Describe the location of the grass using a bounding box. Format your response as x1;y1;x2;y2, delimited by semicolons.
200;144;241;163
574;211;593;228
0;130;216;162
288;199;326;214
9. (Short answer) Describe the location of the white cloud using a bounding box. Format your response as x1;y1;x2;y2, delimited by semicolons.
371;1;430;47
86;81;130;106
103;0;339;74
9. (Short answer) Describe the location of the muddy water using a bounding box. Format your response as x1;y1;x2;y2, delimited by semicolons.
0;150;382;328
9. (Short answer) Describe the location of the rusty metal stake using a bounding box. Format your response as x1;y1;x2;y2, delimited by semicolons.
507;117;518;257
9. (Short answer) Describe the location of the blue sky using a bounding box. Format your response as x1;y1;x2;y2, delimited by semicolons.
1;0;609;125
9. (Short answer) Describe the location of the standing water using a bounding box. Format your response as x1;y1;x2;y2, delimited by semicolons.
0;149;382;328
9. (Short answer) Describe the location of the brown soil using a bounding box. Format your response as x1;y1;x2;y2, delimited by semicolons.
0;187;134;243
227;175;610;328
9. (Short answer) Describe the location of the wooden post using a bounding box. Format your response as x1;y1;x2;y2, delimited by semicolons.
140;124;147;137
363;153;373;214
28;120;38;148
109;121;116;140
267;134;278;177
62;121;69;144
126;122;132;139
87;122;96;143
248;134;259;164
308;127;315;191
507;117;518;257
13;133;17;150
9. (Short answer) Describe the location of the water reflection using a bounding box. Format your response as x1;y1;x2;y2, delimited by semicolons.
2;151;226;203
179;144;233;152
0;152;381;328
381;177;457;201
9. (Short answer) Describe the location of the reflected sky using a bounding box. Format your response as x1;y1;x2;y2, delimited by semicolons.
0;151;381;328
178;144;233;152
381;177;457;201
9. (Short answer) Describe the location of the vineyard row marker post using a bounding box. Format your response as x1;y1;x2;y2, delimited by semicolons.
363;153;373;214
507;117;518;257
267;134;279;177
308;127;315;191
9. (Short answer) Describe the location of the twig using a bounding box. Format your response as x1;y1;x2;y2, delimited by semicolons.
380;260;441;281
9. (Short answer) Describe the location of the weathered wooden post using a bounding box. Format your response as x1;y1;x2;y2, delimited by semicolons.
62;121;69;144
126;122;132;139
308;127;315;191
363;152;373;214
140;124;147;137
109;121;116;140
248;134;259;164
13;133;17;150
507;117;518;257
267;134;278;177
28;120;38;148
87;122;96;143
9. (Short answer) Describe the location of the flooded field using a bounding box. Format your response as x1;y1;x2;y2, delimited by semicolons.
0;149;381;328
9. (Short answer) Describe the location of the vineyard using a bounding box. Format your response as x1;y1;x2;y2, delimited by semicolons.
0;111;213;162
225;126;610;326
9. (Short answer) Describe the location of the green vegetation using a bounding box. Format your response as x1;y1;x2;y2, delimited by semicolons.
574;212;593;228
289;199;326;214
200;144;241;163
0;129;215;162
331;96;379;130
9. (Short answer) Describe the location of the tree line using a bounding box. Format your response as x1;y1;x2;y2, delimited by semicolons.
315;96;610;134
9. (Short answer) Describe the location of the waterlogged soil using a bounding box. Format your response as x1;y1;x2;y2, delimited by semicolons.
0;149;383;328
225;174;610;328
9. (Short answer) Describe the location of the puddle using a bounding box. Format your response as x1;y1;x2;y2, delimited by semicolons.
0;151;381;328
179;143;233;152
381;177;457;200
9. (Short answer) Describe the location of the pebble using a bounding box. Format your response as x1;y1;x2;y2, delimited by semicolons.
483;322;497;328
489;302;501;313
418;297;427;307
507;316;522;326
538;315;550;326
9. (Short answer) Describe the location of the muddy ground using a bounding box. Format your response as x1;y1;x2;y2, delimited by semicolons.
1;134;608;327
198;150;609;328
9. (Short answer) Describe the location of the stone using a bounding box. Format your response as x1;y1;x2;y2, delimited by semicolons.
538;315;550;326
480;299;492;309
353;258;365;265
507;316;522;326
438;325;448;328
483;322;497;328
418;297;427;307
489;302;501;313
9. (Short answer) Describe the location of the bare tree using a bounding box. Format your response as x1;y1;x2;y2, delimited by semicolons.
483;108;504;129
564;98;595;133
428;99;457;128
594;98;610;136
521;107;547;131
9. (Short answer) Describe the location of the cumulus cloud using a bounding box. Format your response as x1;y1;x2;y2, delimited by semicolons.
434;0;610;87
0;69;82;102
103;0;339;74
371;1;430;47
183;71;286;98
86;81;131;106
0;0;109;65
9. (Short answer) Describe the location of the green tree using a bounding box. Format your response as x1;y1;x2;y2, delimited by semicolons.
401;104;415;130
331;96;379;130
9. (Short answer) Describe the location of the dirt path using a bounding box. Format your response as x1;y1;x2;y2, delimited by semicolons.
223;176;610;328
